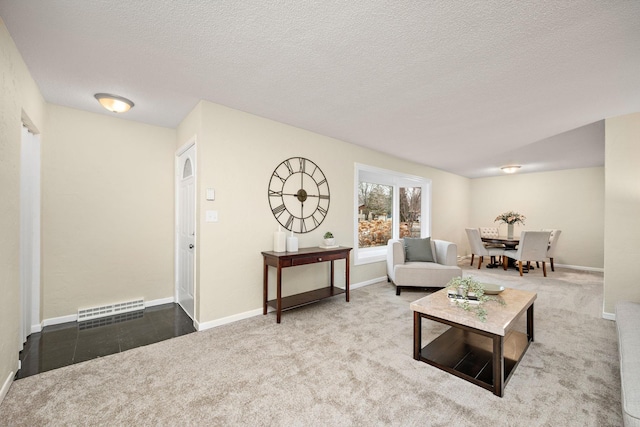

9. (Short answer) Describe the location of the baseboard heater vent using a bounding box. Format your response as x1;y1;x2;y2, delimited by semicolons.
78;299;145;322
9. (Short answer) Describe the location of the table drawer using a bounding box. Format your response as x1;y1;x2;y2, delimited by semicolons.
291;253;344;266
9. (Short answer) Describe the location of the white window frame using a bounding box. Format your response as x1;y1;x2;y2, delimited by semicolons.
354;163;432;265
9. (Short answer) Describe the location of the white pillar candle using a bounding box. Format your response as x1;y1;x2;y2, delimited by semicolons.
286;230;298;252
273;226;286;252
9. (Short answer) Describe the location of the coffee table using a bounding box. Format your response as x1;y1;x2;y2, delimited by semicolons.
410;287;536;397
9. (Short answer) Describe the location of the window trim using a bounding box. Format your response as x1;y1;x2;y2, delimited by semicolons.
353;163;432;265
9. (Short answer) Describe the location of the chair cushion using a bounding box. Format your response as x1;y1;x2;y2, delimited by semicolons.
394;262;461;287
404;237;434;262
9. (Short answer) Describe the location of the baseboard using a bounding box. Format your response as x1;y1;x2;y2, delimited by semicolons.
145;296;174;307
554;263;604;273
351;276;387;290
196;277;387;331
0;370;14;406
40;296;176;328
42;314;77;327
197;308;264;331
460;256;603;273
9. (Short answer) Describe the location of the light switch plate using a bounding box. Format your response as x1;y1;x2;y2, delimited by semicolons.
205;210;218;222
206;188;215;201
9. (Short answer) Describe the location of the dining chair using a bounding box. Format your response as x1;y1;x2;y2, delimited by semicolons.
466;228;504;269
536;229;562;272
479;227;505;262
503;231;552;276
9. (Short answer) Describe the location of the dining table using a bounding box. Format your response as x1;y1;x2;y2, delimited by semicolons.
480;236;535;271
481;236;519;249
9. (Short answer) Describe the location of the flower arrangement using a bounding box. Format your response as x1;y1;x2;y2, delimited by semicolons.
494;211;526;225
446;276;505;322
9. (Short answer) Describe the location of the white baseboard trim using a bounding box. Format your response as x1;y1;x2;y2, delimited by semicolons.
554;263;604;273
42;314;77;327
460;256;603;273
1;370;14;406
41;296;176;328
351;276;387;290
602;311;616;321
196;277;388;331
197;308;264;331
146;296;174;307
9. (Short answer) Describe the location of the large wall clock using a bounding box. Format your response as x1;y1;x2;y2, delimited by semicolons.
268;157;330;233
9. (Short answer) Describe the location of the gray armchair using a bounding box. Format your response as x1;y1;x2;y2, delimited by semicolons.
386;238;461;295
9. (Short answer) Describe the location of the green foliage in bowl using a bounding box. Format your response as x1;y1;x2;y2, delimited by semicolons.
446;276;505;322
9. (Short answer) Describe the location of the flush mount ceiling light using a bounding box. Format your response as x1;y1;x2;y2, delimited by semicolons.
501;165;521;174
94;93;134;113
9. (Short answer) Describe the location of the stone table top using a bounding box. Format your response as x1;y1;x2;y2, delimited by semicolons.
410;287;537;336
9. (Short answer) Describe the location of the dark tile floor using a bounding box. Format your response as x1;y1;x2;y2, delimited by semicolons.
16;303;195;380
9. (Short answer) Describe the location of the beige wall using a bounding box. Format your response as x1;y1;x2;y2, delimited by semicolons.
0;19;46;395
41;105;177;319
604;113;640;314
179;100;470;324
469;167;604;269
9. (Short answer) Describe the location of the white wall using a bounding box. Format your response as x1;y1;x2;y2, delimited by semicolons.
41;105;177;319
604;113;640;314
469;167;604;269
179;100;471;324
0;18;46;400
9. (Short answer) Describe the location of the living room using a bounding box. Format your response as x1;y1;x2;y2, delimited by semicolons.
1;2;639;424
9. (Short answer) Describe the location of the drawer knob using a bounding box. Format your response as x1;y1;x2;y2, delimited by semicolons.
318;257;322;261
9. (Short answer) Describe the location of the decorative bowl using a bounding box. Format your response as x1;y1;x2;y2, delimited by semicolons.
482;283;505;295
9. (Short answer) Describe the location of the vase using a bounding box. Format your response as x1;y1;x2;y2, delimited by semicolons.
323;238;335;246
507;223;514;239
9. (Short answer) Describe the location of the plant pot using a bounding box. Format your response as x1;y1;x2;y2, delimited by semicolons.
323;238;335;246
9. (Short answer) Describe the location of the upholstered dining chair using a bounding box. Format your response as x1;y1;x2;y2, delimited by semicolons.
479;226;505;263
466;228;504;269
479;226;500;240
503;231;552;276
536;229;562;272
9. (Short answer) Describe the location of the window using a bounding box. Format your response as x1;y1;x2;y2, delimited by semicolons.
354;164;431;265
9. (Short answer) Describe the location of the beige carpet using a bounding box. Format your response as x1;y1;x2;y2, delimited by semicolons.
0;264;621;426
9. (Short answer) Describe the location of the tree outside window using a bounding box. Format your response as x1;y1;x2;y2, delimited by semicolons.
358;182;392;248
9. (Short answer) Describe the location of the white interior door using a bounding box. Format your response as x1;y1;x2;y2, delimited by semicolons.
176;143;196;320
19;125;41;346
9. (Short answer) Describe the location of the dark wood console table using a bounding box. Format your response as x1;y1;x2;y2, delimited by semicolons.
262;246;351;323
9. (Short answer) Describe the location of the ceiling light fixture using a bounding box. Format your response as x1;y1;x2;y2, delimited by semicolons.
94;93;134;113
501;165;521;174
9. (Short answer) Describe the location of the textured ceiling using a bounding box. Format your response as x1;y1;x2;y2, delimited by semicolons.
1;1;638;177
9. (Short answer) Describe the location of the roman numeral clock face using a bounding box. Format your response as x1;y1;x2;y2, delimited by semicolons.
268;157;330;233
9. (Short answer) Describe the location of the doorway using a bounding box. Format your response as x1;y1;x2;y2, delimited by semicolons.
175;140;196;321
19;124;41;347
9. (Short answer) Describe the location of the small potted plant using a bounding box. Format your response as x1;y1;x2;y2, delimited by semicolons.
446;276;505;322
323;231;335;246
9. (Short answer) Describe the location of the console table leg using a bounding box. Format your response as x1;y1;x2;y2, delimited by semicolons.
263;259;268;315
330;260;335;292
276;265;282;324
345;252;350;302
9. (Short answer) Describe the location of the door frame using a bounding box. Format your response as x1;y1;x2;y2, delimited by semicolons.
19;124;42;348
175;136;197;324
